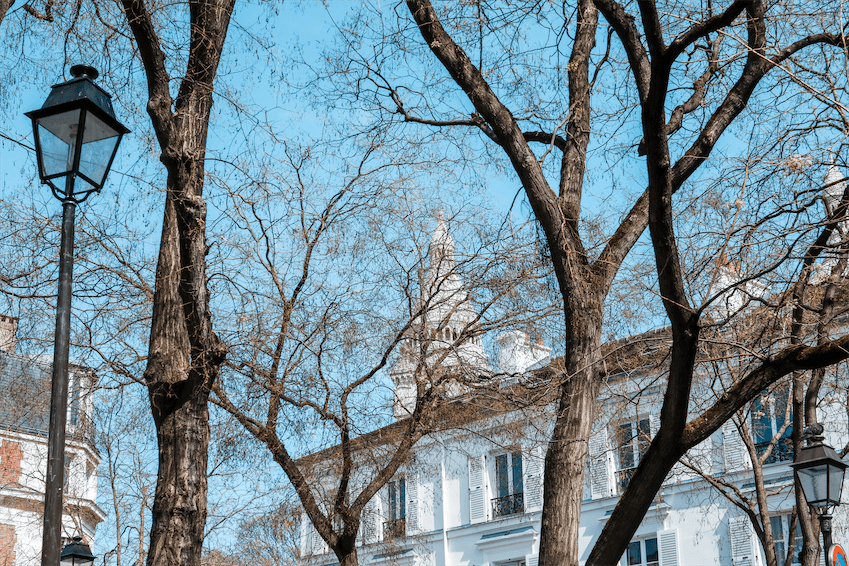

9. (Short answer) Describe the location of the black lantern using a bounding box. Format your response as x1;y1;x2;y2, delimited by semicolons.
59;537;95;566
25;65;128;202
792;425;847;554
792;435;847;509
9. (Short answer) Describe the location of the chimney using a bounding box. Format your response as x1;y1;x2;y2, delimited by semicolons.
0;315;18;353
497;330;551;375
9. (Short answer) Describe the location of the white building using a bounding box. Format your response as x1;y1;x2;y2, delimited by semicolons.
300;217;848;566
0;315;104;566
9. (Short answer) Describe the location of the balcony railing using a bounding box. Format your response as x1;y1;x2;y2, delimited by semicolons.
755;437;793;465
491;492;524;518
616;468;636;493
383;517;406;539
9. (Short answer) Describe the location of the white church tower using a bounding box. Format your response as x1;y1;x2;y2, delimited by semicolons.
812;165;848;283
390;214;488;419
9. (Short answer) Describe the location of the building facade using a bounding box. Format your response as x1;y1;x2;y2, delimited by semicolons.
300;219;849;566
0;316;103;566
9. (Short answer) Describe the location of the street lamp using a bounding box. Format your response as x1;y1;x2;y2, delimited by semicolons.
25;65;128;566
791;424;847;555
59;536;95;566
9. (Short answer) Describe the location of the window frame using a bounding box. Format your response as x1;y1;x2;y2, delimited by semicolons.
751;383;793;464
769;513;802;566
384;477;406;539
492;451;524;518
615;417;651;493
622;536;659;566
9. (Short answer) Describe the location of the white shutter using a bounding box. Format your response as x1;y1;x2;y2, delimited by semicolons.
469;455;487;524
723;420;748;473
589;427;611;499
301;512;309;555
406;472;419;534
526;553;539;566
657;529;679;566
360;495;379;545
313;523;327;555
302;513;325;556
730;516;754;566
649;413;660;438
524;445;544;512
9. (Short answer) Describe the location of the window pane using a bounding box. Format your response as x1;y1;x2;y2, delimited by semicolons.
774;385;792;438
628;541;642;566
512;452;523;494
618;423;635;469
793;520;803;564
645;538;658;565
753;395;772;444
399;478;405;519
389;482;397;520
771;516;786;565
496;454;509;498
638;419;651;459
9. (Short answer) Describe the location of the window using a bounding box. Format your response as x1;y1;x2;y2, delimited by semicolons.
384;478;405;539
752;384;792;464
770;514;802;565
63;455;73;491
491;452;524;518
624;537;658;566
616;418;651;493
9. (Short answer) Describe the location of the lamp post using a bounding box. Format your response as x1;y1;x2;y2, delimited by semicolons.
25;65;128;566
791;424;847;561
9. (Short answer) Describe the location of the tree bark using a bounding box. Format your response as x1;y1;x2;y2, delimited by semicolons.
119;0;234;564
0;0;13;25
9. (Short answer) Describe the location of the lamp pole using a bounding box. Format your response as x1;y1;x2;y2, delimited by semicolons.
26;65;128;566
42;176;77;566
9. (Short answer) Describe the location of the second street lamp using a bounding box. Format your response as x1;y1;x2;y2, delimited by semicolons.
791;423;848;558
25;65;128;566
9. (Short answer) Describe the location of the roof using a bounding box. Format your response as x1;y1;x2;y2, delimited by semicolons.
0;352;87;439
297;326;675;467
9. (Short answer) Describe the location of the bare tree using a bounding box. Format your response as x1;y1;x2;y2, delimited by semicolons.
301;1;849;563
207;135;552;566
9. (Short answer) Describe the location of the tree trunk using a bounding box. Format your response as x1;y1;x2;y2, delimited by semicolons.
539;281;604;566
334;535;358;566
119;1;234;563
147;390;211;564
143;176;224;566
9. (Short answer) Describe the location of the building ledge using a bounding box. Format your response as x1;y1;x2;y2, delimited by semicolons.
370;547;416;566
475;524;537;553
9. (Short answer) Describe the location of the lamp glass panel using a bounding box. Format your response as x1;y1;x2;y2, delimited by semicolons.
828;465;845;503
36;109;82;178
798;466;830;507
71;174;98;198
78;113;120;187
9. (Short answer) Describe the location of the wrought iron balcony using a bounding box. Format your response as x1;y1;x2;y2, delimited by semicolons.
491;492;524;518
755;437;793;465
383;517;406;539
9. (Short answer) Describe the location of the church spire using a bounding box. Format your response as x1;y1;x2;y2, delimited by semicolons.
428;211;455;268
390;214;488;418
